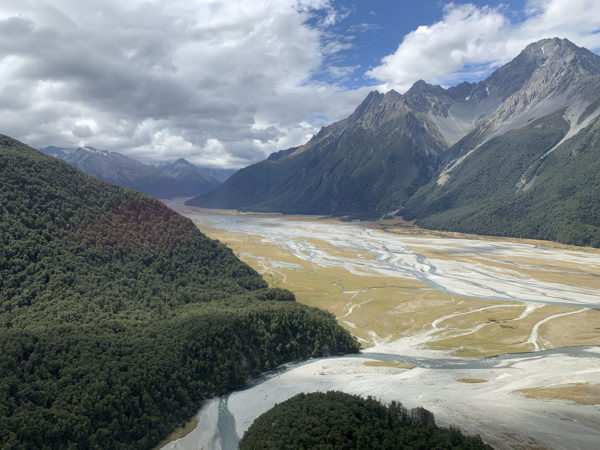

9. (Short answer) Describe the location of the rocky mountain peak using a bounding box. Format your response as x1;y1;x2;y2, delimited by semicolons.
382;89;402;103
349;90;385;120
522;37;582;59
405;80;443;96
171;158;194;167
513;37;600;80
522;37;567;57
38;145;221;197
402;80;454;119
78;146;109;157
480;38;600;132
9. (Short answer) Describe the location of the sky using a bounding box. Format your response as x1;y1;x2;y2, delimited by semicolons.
1;0;600;168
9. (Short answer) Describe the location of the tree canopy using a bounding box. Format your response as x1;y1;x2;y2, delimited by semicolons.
240;391;492;450
0;135;359;448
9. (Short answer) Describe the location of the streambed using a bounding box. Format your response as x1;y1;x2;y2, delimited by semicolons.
174;207;600;308
164;347;600;450
162;204;600;449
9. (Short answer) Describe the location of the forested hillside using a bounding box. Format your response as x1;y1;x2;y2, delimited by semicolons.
188;90;448;219
0;135;359;448
240;391;491;449
403;112;600;247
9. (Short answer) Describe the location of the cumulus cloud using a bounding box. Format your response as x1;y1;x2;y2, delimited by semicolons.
3;0;599;168
367;0;600;92
0;0;367;167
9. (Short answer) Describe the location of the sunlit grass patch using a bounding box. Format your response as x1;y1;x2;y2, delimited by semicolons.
516;383;600;405
539;309;600;348
457;378;488;383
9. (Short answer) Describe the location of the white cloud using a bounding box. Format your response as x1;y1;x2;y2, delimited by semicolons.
0;0;367;168
4;0;598;168
367;0;600;92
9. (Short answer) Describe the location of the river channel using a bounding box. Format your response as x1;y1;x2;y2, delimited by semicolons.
162;203;600;450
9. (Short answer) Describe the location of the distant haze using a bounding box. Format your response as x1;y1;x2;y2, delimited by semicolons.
39;146;221;198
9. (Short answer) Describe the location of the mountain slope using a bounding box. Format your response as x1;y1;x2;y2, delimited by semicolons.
404;111;600;247
154;157;223;195
188;38;600;246
0;135;358;448
189;90;449;217
196;166;238;182
40;146;221;197
403;38;600;247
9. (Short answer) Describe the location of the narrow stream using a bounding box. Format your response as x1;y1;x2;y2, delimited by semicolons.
218;395;237;450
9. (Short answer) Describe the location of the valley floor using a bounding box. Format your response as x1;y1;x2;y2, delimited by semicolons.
162;200;600;449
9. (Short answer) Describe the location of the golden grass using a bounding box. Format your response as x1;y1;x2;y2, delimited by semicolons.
192;218;600;357
516;383;600;405
426;304;597;357
363;361;416;369
539;309;600;348
457;378;488;383
153;416;199;449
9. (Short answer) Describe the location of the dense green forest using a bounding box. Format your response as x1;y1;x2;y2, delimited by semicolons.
403;112;600;247
240;391;491;449
0;135;359;448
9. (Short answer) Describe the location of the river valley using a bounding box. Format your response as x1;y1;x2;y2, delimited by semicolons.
163;201;600;449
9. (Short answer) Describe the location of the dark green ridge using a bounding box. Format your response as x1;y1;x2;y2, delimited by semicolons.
188;100;446;219
0;135;359;449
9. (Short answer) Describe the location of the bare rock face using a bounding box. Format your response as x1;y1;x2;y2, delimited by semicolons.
484;38;600;130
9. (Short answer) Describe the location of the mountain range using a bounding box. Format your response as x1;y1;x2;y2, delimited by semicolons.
188;38;600;247
40;145;222;198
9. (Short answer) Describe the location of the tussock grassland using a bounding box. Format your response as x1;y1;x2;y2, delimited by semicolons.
516;383;600;405
457;378;488;383
406;245;600;290
363;361;416;369
196;222;600;357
